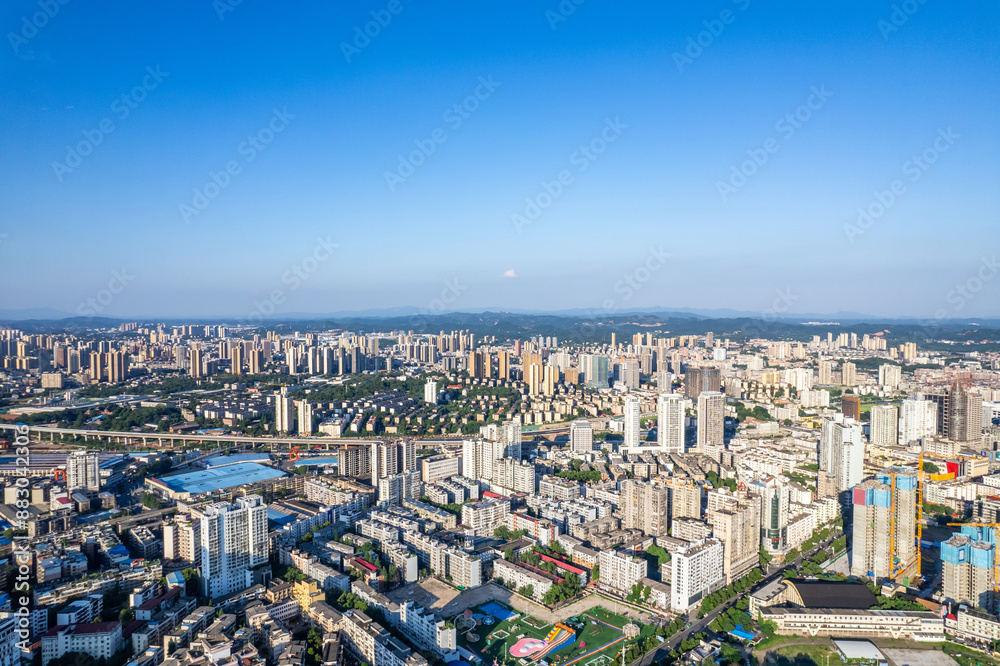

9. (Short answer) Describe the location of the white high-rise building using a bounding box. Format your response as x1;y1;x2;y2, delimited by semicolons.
274;388;295;433
820;415;865;493
870;404;898;447
462;439;506;484
424;379;438;404
670;538;725;612
378;470;421;504
623;395;641;448
198;495;268;599
899;398;937;445
65;451;100;491
879;363;902;389
657;392;685;454
569;419;594;454
755;477;791;554
697;391;725;451
297;399;313;435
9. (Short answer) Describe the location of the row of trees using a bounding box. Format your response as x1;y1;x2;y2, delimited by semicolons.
708;597;752;634
698;568;763;617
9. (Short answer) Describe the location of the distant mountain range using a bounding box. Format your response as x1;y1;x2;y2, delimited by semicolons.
2;308;998;348
2;305;997;326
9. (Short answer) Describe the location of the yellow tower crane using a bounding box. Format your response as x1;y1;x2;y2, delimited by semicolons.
917;451;959;581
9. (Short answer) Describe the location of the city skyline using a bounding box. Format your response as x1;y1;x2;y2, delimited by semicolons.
1;2;998;318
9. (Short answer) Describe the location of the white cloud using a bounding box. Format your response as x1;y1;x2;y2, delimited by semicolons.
502;269;518;278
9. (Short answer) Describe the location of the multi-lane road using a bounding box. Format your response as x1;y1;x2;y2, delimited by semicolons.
630;531;844;666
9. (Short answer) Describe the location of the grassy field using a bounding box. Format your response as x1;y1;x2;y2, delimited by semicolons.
943;642;1000;666
457;603;647;666
774;645;846;666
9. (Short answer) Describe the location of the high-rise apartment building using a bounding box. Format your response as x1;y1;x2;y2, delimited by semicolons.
707;489;761;583
198;495;268;599
820;415;865;494
879;363;902;389
580;354;609;389
850;471;917;582
842;361;857;387
696;391;725;451
670;538;725;612
230;344;244;375
942;526;995;612
497;349;510;381
620;479;670;537
621;478;701;537
371;441;416;482
685;366;721;399
755;477;790;554
841;395;861;421
65;451;101;491
948;385;984;443
189;346;203;378
899;398;937;445
657;393;685;454
623;395;641;449
569;419;594;454
817;360;834;385
378;470;421;505
491;458;537;494
297;399;313;435
462;438;504;484
424;379;438;404
274;389;295;433
870;404;899;447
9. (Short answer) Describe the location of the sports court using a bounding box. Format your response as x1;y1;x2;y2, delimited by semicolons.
458;602;648;666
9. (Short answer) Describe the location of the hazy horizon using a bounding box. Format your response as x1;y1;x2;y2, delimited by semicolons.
2;2;998;319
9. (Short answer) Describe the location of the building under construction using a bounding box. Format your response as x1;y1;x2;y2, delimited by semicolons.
850;469;918;584
942;526;995;613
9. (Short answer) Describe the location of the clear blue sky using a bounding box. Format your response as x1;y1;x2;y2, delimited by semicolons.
1;1;998;319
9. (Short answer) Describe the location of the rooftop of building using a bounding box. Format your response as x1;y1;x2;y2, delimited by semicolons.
44;621;122;637
785;580;878;609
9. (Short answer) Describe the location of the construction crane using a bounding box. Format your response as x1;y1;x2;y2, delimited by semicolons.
947;522;1000;595
916;450;959;581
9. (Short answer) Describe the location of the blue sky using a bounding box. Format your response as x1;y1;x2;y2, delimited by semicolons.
1;1;998;319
